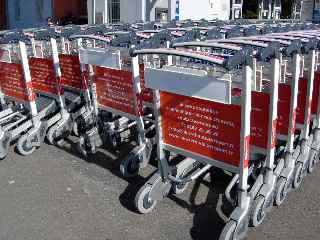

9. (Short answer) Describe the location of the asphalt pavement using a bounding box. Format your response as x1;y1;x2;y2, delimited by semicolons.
0;140;319;240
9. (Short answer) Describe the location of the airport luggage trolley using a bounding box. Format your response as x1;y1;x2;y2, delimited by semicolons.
132;46;254;239
45;27;95;144
71;33;157;177
0;33;55;158
278;30;320;171
172;39;290;229
249;33;319;189
221;35;316;202
23;29;76;152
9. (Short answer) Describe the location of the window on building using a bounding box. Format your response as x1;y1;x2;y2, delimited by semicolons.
155;8;168;22
108;0;120;23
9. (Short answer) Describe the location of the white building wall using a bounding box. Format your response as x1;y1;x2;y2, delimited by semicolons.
121;0;143;22
149;0;168;21
88;0;231;24
301;0;314;21
208;0;230;20
88;0;108;24
179;0;230;20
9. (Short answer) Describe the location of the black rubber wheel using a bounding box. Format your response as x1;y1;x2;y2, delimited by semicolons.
46;126;56;145
308;150;317;173
249;195;266;227
274;177;287;206
135;185;157;214
219;220;237;240
17;135;36;156
120;157;140;178
293;163;303;189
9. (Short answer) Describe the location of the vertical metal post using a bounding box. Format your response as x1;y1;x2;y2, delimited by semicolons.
265;56;280;183
166;41;173;66
61;37;67;54
30;38;37;57
252;58;257;91
287;53;301;153
50;37;66;110
132;55;146;146
19;41;38;117
302;50;316;137
238;64;252;208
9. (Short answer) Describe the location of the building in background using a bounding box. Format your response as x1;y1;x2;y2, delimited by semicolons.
87;0;232;24
0;0;236;29
0;0;87;30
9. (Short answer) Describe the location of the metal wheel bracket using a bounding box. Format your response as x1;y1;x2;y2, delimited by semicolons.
147;172;172;202
230;196;251;239
258;178;276;210
27;121;48;147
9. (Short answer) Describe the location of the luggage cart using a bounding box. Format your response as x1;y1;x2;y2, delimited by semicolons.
279;31;320;173
217;36;316;201
244;34;319;190
22;29;73;153
70;33;158;177
0;33;55;158
172;39;286;227
132;46;253;239
45;27;94;145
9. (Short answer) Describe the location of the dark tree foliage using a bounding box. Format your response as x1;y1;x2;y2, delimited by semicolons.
242;0;293;19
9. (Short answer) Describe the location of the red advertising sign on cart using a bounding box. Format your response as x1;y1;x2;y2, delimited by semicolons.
296;78;308;124
29;58;61;95
251;91;270;149
0;62;30;101
95;66;142;116
160;91;243;167
59;54;83;90
312;71;320;115
231;89;270;149
277;84;291;135
139;64;153;103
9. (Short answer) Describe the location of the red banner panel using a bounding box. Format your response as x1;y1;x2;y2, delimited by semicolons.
59;54;83;90
95;67;140;116
232;89;271;149
251;91;270;149
160;91;244;167
312;71;320;115
29;58;60;95
139;64;153;103
296;78;308;124
0;62;29;101
277;83;292;135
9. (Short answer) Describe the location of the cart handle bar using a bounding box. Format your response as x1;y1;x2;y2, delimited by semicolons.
130;48;252;70
174;41;281;61
70;34;112;43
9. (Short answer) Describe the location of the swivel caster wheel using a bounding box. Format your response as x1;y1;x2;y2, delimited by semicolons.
274;177;287;206
73;122;79;137
120;156;140;178
77;137;88;157
172;181;189;195
249;195;266;227
308;150;317;173
171;171;189;195
135;185;157;214
219;220;237;240
293;163;303;189
17;135;36;156
46;126;56;145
